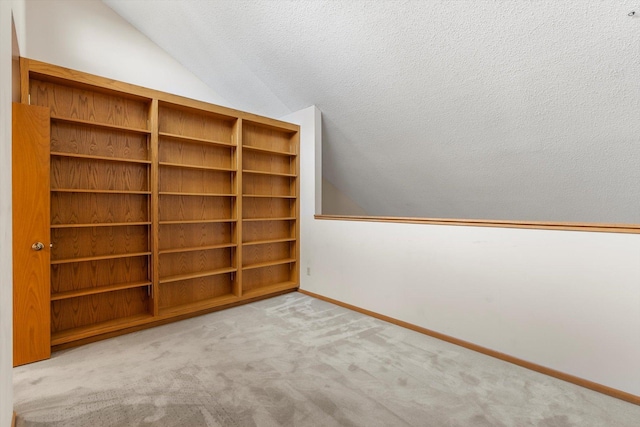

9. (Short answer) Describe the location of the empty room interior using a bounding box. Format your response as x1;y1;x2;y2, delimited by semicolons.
1;1;639;426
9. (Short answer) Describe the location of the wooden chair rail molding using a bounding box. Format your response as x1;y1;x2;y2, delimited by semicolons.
314;215;640;234
298;290;640;406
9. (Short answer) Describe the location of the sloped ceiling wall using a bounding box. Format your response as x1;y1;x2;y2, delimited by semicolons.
103;0;640;223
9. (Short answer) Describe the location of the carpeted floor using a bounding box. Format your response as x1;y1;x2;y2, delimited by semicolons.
13;293;640;426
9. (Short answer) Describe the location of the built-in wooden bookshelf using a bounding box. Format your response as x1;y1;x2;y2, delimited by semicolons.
241;121;300;298
17;58;299;353
157;101;240;314
27;72;154;347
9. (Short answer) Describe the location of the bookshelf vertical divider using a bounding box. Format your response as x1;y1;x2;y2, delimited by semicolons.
234;118;244;297
18;58;300;352
292;131;301;287
149;99;160;316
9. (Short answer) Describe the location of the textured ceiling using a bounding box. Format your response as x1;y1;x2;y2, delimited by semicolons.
103;0;640;223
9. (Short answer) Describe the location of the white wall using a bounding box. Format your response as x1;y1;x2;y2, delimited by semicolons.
291;108;640;397
0;1;14;424
322;178;367;216
281;106;322;219
21;0;229;106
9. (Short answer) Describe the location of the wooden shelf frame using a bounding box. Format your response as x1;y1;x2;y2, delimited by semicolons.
159;267;237;284
159;219;237;225
51;189;152;195
243;237;296;246
243;194;296;199
51;281;152;301
20;57;300;351
51;251;152;265
159;242;237;255
159;191;236;197
242;217;296;222
242;258;297;271
51;151;151;165
242;145;296;156
243;281;298;299
158;131;235;148
159;161;236;172
50;115;151;135
242;169;296;177
51;221;152;229
158;294;239;318
51;314;154;346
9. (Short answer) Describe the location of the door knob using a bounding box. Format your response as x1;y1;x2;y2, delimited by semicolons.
31;242;45;251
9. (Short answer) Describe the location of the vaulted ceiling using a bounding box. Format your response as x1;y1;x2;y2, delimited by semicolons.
103;0;640;224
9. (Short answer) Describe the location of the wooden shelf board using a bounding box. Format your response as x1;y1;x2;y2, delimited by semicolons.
51;151;151;164
51;281;152;301
157;100;238;121
242;169;296;177
243;194;296;199
159;243;237;255
242;281;298;299
51;251;152;265
159;219;237;225
51;115;151;135
159;131;234;148
51;314;154;346
158;294;239;318
50;221;151;229
159;162;235;172
242;145;296;156
51;189;151;195
243;217;296;222
159;267;237;284
242;258;297;271
243;238;295;246
159;191;236;197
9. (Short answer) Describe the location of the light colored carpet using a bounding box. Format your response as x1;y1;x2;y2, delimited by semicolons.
13;293;640;426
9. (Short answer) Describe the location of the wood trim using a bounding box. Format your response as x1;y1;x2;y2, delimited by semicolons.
298;289;640;406
12;15;20;103
24;58;299;132
12;411;16;427
314;214;640;234
293;131;301;285
149;99;159;316
234;118;243;297
19;57;29;104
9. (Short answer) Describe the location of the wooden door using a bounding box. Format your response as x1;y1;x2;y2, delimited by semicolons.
13;102;51;366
